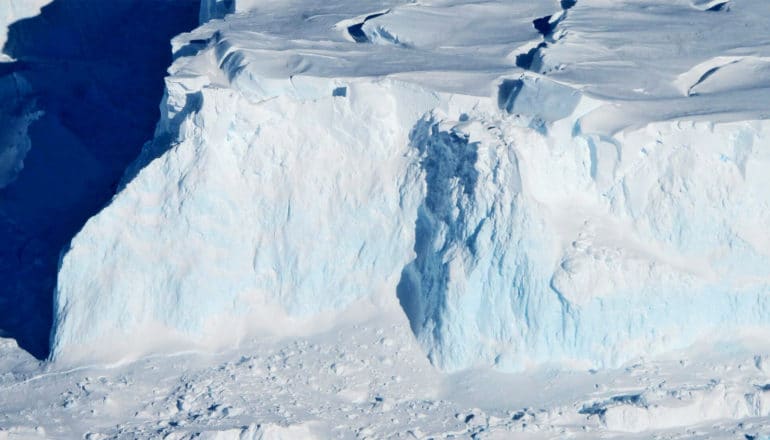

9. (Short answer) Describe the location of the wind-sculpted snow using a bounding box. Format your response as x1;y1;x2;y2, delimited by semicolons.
52;0;770;371
52;80;439;362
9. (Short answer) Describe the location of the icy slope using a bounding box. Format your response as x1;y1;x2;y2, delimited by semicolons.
53;0;770;370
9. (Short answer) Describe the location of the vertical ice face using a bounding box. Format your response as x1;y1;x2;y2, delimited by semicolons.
397;113;560;371
51;80;440;363
397;106;770;371
0;0;199;358
50;0;770;370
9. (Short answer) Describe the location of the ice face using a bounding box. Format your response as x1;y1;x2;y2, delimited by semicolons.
51;0;770;370
51;80;440;363
400;111;770;371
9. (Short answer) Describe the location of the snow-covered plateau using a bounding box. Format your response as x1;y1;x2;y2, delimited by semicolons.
4;0;770;437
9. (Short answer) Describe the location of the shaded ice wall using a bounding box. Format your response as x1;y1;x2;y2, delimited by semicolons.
50;0;770;370
0;0;198;358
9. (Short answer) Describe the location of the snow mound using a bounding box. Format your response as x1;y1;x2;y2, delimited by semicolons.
52;0;770;371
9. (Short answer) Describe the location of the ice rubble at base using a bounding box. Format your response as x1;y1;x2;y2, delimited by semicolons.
52;0;770;371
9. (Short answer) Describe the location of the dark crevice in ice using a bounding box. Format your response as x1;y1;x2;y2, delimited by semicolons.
515;43;547;70
533;15;554;37
515;1;577;72
348;11;389;43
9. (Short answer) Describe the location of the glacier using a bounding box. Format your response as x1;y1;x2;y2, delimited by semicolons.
50;0;770;371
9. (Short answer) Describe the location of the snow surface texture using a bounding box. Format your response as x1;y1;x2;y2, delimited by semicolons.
5;319;770;438
53;0;770;373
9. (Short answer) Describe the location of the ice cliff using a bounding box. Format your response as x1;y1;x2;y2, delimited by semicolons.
51;0;770;370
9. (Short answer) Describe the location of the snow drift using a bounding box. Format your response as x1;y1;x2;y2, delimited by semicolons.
51;0;770;370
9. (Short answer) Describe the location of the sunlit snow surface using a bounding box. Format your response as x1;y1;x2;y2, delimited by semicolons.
50;0;770;374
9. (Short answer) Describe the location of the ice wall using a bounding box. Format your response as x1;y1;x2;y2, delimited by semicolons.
51;78;440;363
51;0;770;370
399;107;770;371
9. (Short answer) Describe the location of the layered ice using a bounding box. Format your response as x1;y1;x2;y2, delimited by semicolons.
52;0;770;370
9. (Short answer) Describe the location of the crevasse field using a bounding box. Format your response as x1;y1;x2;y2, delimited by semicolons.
2;0;770;438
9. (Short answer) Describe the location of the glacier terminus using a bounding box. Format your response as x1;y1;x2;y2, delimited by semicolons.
3;0;770;438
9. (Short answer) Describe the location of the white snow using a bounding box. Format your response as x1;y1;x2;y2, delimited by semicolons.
49;0;770;376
